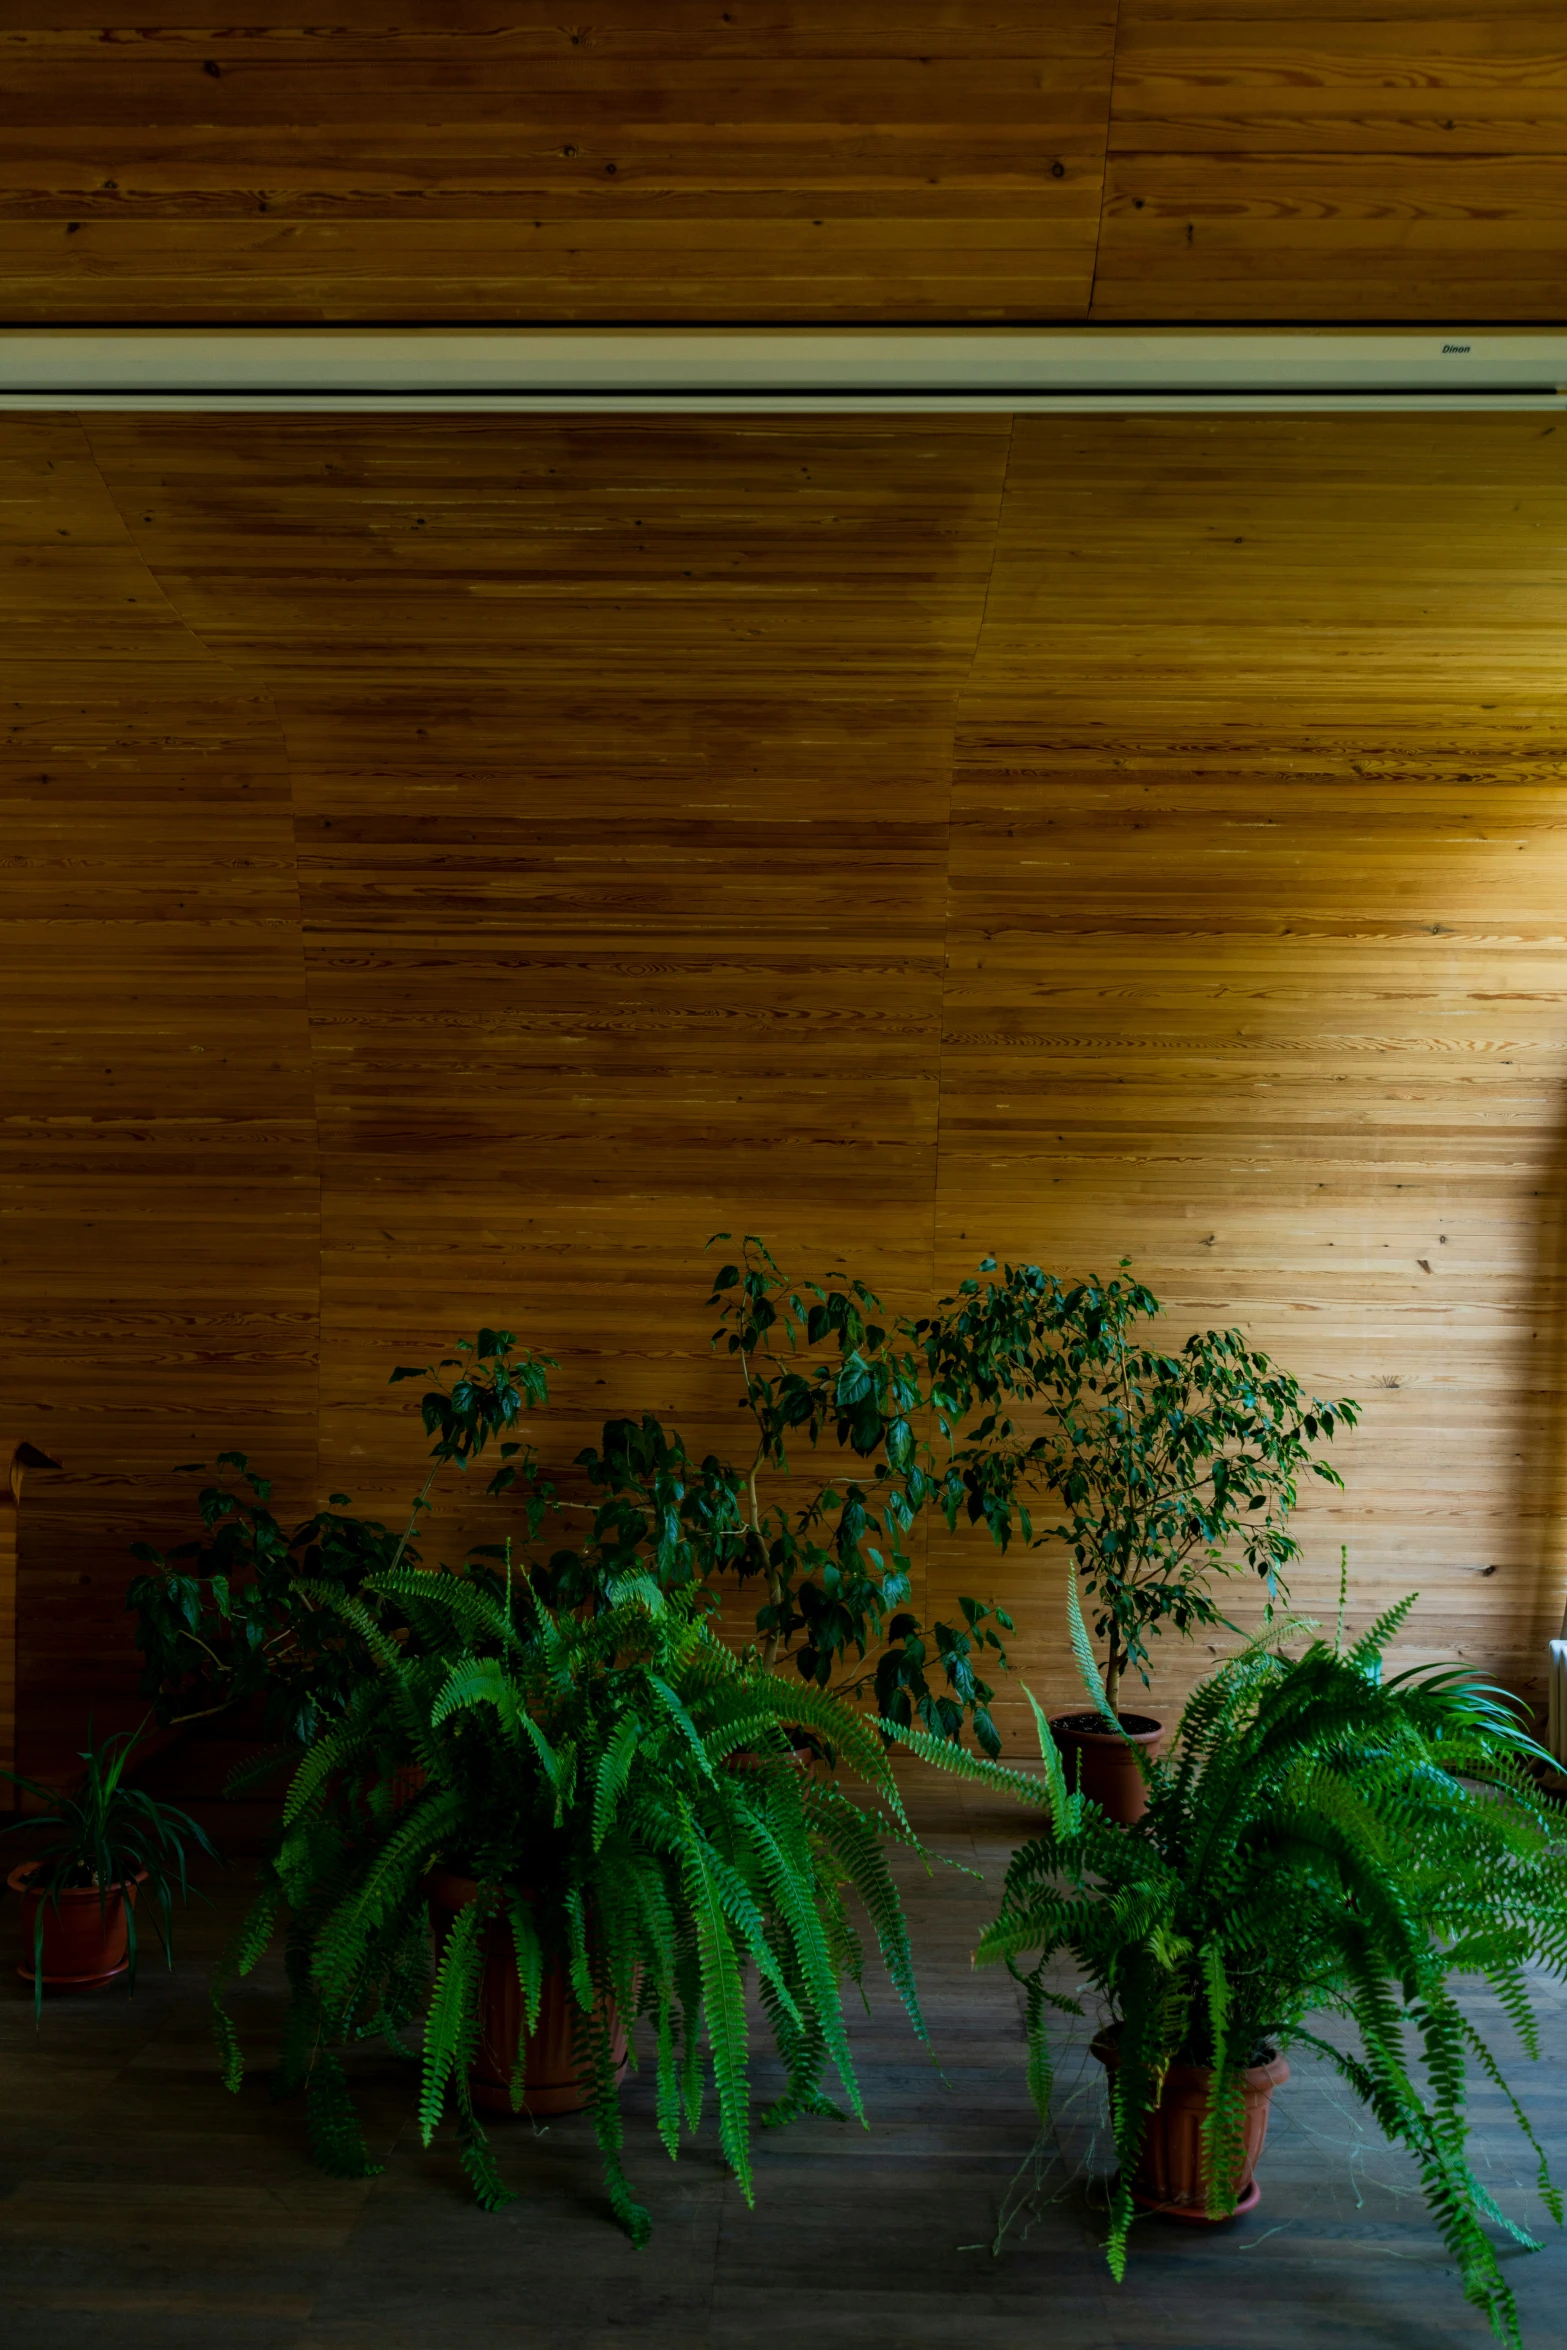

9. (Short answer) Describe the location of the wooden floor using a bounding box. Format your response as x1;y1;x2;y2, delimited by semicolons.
3;1771;1564;2350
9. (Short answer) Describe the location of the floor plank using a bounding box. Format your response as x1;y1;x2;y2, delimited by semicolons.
3;1770;1562;2349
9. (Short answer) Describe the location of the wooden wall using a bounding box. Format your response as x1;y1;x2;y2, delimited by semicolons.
4;3;1565;322
933;413;1567;1717
5;408;1566;1767
0;416;319;1786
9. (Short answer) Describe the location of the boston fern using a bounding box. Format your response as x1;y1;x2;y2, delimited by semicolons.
212;1563;942;2244
972;1588;1567;2348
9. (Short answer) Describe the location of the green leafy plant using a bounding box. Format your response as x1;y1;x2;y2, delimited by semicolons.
920;1261;1357;1718
132;1256;1035;1758
213;1562;946;2243
2;1718;217;2017
974;1588;1567;2349
543;1236;1018;1749
127;1331;552;1746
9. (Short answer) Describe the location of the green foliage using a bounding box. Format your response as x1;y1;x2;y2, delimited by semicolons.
1;1716;218;2018
532;1235;1026;1749
127;1332;554;1745
917;1260;1357;1715
975;1607;1567;2349
136;1246;1349;1766
214;1564;947;2240
131;1253;1032;1757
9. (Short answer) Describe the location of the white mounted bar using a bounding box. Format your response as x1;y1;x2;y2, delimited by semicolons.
0;328;1564;411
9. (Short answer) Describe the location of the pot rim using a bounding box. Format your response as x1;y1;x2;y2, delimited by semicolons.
1092;2026;1290;2092
426;1866;543;1909
7;1862;148;1900
1049;1713;1164;1750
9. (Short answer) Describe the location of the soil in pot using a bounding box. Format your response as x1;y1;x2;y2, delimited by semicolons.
1049;1713;1164;1825
9;1863;143;1989
1093;2031;1290;2219
427;1868;628;2118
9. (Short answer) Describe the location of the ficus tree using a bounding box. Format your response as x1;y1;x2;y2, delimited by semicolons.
912;1260;1358;1720
516;1236;1020;1752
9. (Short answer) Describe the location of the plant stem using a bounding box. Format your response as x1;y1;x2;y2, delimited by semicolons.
388;1461;442;1577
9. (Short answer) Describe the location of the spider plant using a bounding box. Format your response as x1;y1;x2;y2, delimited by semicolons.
968;1585;1567;2349
2;1718;217;2017
213;1561;943;2244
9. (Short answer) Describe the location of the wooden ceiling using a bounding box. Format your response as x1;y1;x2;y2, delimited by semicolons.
3;3;1565;322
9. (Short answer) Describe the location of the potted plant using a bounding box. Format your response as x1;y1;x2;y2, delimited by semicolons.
3;1719;216;2014
213;1559;950;2244
940;1263;1355;1819
131;1269;1020;1768
970;1584;1567;2350
127;1329;554;1749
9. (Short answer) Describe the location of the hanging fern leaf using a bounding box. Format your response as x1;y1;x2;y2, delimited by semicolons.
969;1603;1567;2350
305;2047;381;2180
419;1894;487;2144
211;1567;970;2243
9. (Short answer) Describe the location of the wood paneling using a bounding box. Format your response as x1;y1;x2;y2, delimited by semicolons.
8;409;1567;1767
0;416;319;1785
84;414;1011;1577
0;5;1115;323
6;6;1567;323
934;414;1567;1735
1096;3;1567;318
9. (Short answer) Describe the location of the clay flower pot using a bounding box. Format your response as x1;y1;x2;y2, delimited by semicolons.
427;1868;627;2117
9;1862;144;1989
1049;1712;1165;1825
1094;2030;1290;2219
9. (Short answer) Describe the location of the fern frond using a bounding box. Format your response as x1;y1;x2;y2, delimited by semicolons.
419;1893;487;2144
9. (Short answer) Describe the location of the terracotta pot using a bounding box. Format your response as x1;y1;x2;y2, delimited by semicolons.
427;1868;627;2117
1094;2030;1290;2220
1048;1712;1164;1825
725;1744;810;1775
354;1762;426;1813
9;1863;144;1989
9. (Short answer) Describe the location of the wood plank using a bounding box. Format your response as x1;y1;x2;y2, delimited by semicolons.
1097;5;1567;318
0;417;319;1788
0;6;1116;323
1;1793;1564;2346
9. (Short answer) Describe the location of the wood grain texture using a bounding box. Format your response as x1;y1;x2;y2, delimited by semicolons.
2;1789;1565;2350
9;409;1567;1770
83;413;1011;1596
1096;3;1567;317
935;413;1567;1734
0;417;319;1786
0;5;1116;322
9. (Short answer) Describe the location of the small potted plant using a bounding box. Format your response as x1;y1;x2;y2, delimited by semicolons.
3;1719;216;2014
992;1266;1356;1818
214;1559;954;2243
972;1583;1567;2350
